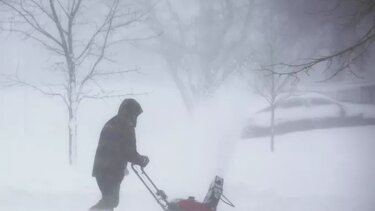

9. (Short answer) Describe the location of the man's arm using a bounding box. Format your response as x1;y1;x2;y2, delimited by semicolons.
122;127;149;167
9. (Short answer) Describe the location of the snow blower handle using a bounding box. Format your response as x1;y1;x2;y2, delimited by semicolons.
131;164;170;211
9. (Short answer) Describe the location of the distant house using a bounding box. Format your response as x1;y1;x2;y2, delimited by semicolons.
300;81;375;104
242;92;375;138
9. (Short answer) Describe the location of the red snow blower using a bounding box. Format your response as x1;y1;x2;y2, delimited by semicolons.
131;164;235;211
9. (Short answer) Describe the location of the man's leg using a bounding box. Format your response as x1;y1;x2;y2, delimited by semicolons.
90;175;109;210
95;174;123;210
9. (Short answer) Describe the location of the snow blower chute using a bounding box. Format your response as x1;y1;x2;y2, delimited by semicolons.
131;164;235;211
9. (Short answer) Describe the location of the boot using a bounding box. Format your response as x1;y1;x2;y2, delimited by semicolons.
89;199;114;211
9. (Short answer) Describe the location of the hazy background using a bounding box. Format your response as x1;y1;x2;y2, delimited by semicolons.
0;0;374;210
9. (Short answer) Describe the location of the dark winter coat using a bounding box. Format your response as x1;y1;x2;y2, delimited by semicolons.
92;115;142;178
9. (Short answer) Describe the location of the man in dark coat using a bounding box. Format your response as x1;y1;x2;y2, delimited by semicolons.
90;98;149;211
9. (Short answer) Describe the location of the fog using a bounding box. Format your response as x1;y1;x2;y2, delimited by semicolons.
0;0;374;211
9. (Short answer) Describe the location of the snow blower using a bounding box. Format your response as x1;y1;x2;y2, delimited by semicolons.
131;164;235;211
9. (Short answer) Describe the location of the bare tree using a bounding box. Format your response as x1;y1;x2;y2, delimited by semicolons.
240;6;298;152
1;0;147;165
250;66;297;152
139;0;252;112
277;0;375;79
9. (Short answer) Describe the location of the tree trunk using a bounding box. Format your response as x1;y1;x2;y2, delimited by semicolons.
270;104;275;152
68;100;78;165
167;62;195;113
270;72;276;152
66;44;77;165
67;62;78;165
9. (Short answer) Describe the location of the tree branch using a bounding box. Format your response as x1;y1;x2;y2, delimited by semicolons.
4;73;69;107
276;23;375;76
77;91;149;105
0;0;63;47
78;0;119;92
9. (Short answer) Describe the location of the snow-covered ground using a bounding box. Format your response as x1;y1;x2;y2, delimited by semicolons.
1;94;374;211
225;126;375;211
0;77;374;211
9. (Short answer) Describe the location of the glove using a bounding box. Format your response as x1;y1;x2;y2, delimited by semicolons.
138;155;149;168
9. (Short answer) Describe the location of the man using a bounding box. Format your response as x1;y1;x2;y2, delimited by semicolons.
90;98;149;211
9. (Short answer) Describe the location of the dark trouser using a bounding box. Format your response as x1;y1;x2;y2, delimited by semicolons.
95;173;124;209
